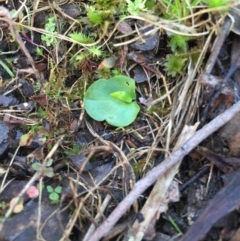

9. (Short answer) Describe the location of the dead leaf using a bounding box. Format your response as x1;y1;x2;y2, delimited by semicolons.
10;197;24;213
19;133;33;147
117;21;132;34
30;95;48;106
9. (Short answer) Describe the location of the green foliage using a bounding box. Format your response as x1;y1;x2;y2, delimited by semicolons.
73;46;104;64
88;46;103;57
169;35;190;53
35;47;43;56
93;0;124;11
47;185;62;203
202;0;230;8
64;143;82;155
31;159;54;178
69;32;94;44
159;0;201;76
87;6;103;25
84;75;140;127
164;55;187;77
41;17;57;47
145;0;155;10
160;0;201;20
127;0;147;14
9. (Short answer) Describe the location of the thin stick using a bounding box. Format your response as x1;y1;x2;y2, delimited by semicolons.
89;100;240;241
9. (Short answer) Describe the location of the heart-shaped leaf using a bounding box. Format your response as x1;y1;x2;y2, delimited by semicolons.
84;75;140;127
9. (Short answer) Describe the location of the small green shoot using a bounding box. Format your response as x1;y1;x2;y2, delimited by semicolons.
0;60;14;78
47;185;62;203
167;214;183;235
168;35;190;53
72;46;104;64
41;17;57;47
110;91;133;103
84;75;140;127
36;47;43;56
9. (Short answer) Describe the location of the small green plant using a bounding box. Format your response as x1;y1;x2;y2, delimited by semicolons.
41;17;57;47
168;35;191;53
158;0;201;76
160;0;201;20
127;0;147;14
31;159;54;178
87;6;103;25
46;185;62;203
36;47;43;56
69;32;94;44
84;75;140;127
164;55;187;77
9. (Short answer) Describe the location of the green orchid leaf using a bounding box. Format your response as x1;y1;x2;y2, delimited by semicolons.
84;75;140;127
110;91;132;103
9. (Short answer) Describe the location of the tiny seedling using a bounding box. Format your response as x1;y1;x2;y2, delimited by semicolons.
31;159;54;178
46;185;62;203
84;75;140;127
